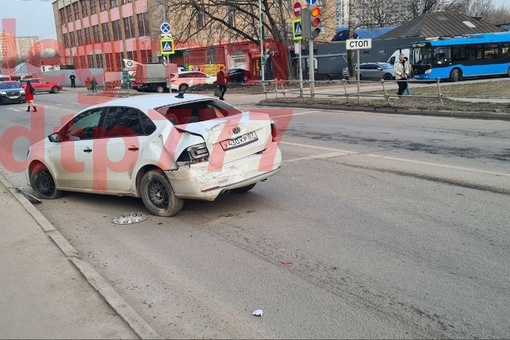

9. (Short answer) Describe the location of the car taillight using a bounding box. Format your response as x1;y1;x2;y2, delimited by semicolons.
177;143;210;166
271;123;277;142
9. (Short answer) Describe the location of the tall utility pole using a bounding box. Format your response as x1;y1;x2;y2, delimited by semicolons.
347;0;356;79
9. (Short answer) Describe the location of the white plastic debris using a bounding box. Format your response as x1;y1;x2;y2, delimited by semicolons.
112;212;147;225
252;309;263;317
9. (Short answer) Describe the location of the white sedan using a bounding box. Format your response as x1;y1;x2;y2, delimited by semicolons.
25;94;282;216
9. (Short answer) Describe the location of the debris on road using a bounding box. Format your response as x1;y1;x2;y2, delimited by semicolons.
112;212;147;225
252;309;263;317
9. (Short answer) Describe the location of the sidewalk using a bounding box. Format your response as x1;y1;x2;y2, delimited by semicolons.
0;173;160;339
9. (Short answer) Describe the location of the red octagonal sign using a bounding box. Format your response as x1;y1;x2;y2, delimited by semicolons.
293;2;301;17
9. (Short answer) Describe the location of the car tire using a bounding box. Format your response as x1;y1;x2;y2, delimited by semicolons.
140;169;183;217
178;84;188;92
383;73;393;80
29;163;63;199
230;183;256;193
155;85;165;93
51;86;59;94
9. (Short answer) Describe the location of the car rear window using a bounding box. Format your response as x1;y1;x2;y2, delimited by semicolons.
156;100;243;124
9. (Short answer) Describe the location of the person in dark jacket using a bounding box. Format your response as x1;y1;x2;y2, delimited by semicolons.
216;66;227;100
69;73;76;88
23;80;37;112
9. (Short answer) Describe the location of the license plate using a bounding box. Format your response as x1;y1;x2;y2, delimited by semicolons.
221;131;258;150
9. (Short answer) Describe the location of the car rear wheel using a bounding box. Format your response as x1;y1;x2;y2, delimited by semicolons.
30;163;62;199
140;170;183;217
51;86;59;94
230;183;256;193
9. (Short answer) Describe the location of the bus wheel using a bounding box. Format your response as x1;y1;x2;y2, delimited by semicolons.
507;67;510;77
450;68;461;82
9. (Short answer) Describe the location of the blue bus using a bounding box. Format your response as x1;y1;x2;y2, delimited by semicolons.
410;32;510;81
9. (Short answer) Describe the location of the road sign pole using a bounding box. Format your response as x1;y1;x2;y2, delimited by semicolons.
298;41;303;97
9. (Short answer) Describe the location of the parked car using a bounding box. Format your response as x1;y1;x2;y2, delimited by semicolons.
227;68;252;83
0;81;26;104
21;78;62;94
25;94;282;217
168;71;217;92
0;74;12;81
342;62;396;80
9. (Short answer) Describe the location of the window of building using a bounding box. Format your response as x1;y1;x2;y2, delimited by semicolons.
69;31;75;47
95;54;103;68
66;6;73;22
121;0;132;4
112;20;122;40
110;0;118;8
137;12;149;36
73;2;80;20
59;8;66;24
92;25;100;43
81;0;88;17
197;11;204;29
102;22;111;41
100;0;108;12
77;29;83;46
84;27;91;44
123;17;135;39
90;0;97;14
88;55;94;68
227;7;235;28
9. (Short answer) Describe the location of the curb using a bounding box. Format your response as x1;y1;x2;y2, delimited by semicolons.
258;100;510;121
0;173;161;340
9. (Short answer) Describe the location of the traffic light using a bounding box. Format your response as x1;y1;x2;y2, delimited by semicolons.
310;6;321;39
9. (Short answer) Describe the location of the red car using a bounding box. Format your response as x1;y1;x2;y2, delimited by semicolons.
21;78;62;94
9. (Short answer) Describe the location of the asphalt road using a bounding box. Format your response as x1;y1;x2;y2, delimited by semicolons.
1;89;509;338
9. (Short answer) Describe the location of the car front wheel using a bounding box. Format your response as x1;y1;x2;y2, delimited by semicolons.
178;84;189;92
140;170;183;217
51;86;59;94
30;163;62;199
155;85;165;93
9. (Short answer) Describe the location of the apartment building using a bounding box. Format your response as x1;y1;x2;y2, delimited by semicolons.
53;0;157;71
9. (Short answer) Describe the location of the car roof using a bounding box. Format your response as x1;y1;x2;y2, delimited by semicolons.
85;93;220;111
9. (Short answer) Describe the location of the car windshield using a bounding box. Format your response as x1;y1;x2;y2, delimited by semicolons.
0;81;21;89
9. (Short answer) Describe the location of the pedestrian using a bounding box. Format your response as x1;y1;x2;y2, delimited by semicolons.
85;76;91;93
216;66;227;100
404;57;413;95
91;77;98;93
394;53;411;96
69;73;76;88
23;80;37;112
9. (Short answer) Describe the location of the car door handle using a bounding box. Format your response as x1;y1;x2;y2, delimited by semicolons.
128;145;139;151
83;147;92;153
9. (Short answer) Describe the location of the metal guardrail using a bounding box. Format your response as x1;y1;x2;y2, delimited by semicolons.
262;78;445;107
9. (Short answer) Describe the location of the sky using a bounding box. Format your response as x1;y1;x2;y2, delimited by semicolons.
0;0;508;41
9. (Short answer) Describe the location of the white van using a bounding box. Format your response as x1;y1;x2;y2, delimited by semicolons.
0;74;12;81
387;49;410;65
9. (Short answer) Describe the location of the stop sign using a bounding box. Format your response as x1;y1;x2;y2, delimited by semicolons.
293;2;301;17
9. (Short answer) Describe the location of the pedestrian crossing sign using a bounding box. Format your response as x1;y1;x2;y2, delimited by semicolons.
293;19;303;41
160;39;175;55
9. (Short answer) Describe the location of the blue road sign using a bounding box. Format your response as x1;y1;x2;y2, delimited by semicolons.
306;0;317;4
160;22;171;34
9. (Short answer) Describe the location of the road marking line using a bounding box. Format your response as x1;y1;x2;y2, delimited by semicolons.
366;154;510;177
285;151;354;163
281;141;509;177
